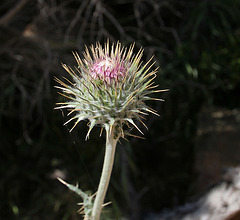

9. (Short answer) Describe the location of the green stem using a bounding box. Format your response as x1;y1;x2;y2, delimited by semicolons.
92;127;118;220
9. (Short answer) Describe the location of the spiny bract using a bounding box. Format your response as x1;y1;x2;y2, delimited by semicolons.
55;41;167;139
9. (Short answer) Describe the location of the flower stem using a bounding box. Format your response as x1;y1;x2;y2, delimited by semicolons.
92;127;118;220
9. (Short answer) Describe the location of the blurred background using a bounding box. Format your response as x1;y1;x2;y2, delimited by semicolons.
1;0;240;219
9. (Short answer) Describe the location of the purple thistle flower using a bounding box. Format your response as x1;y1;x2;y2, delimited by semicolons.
55;41;168;139
90;57;126;85
55;41;168;220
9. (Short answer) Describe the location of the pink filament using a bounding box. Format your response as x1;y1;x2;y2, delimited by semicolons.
90;58;126;84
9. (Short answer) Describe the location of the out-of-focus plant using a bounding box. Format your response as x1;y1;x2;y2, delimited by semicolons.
174;0;240;106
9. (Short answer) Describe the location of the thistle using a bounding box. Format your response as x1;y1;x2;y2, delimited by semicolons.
55;41;167;219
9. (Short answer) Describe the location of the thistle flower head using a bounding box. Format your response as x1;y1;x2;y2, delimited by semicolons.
55;41;167;139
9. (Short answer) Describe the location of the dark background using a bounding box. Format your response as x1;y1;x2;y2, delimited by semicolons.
1;0;240;219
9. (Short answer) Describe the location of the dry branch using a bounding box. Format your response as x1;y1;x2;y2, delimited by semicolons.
0;0;29;26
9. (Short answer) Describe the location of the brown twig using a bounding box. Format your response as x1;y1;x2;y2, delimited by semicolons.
0;0;29;26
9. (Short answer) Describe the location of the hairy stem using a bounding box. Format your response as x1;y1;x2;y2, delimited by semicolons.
92;127;118;220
